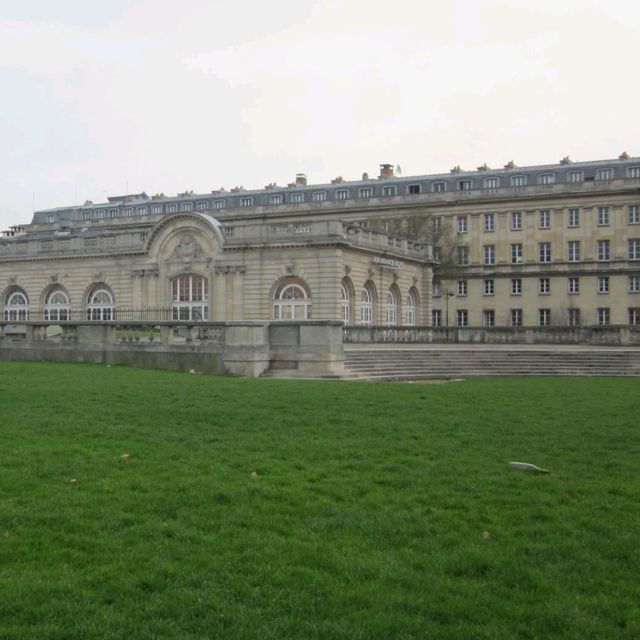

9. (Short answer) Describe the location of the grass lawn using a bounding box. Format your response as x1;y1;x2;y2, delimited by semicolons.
0;362;638;639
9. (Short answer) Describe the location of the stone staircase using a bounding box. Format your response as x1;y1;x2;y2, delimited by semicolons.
343;347;640;381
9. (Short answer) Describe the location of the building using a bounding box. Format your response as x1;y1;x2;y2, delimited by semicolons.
1;154;639;331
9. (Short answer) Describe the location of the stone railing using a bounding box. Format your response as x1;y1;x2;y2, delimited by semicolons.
0;319;345;377
343;325;640;345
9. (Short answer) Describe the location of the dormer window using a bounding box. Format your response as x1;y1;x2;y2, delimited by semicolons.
123;207;133;216
240;197;254;207
269;194;284;205
483;177;499;189
47;214;56;223
196;201;208;211
214;200;226;210
432;181;446;193
359;187;373;198
539;173;555;185
458;179;472;191
408;184;421;194
567;170;584;183
291;193;304;203
596;168;614;181
312;191;327;202
511;175;527;187
336;189;349;200
179;202;193;212
151;204;162;214
382;185;396;197
626;166;640;179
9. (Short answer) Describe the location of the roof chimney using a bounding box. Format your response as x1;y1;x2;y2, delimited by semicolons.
379;163;394;179
295;173;307;186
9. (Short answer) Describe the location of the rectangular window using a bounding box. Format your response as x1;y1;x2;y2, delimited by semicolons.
539;242;552;263
196;201;208;211
511;309;523;326
312;191;326;202
629;275;640;293
597;276;609;294
432;181;446;193
483;279;494;296
179;202;193;212
597;307;610;325
269;194;284;205
46;214;56;223
538;308;551;326
568;240;581;262
596;168;613;181
539;173;555;185
539;278;550;295
109;209;118;219
483;212;495;232
290;193;304;204
568;277;580;294
539;210;551;229
432;247;442;262
628;239;640;260
483;309;495;326
568;171;584;183
568;308;581;326
511;175;527;187
629;308;640;325
483;245;495;265
456;309;469;326
457;246;469;266
456;280;467;296
336;189;349;200
457;215;468;233
123;207;133;216
167;204;177;213
629;205;640;224
597;206;609;226
568;208;580;228
359;187;373;198
510;211;522;230
408;184;421;195
597;239;611;262
214;200;226;210
151;204;162;214
381;185;396;197
511;278;522;295
458;180;472;191
432;216;442;233
432;280;442;296
431;309;442;327
483;177;499;189
240;197;254;207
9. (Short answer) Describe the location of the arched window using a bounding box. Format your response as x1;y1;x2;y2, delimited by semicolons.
44;288;71;321
87;287;115;321
386;288;398;325
4;288;29;321
341;284;350;324
273;281;311;320
405;289;418;326
171;274;208;321
360;285;374;326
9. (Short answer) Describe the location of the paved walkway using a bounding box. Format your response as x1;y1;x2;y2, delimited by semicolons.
344;343;640;352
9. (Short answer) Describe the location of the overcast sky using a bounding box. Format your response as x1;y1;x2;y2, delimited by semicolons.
1;0;639;227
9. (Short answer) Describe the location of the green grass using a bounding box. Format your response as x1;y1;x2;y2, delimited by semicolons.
0;362;639;639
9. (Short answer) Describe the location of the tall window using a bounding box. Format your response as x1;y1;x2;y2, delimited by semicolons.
511;279;522;295
510;211;522;230
87;287;115;321
568;241;581;262
432;309;442;327
456;280;467;296
629;205;640;225
538;309;551;326
44;288;70;321
539;278;550;295
483;279;494;296
4;288;29;321
386;289;398;325
511;243;523;264
360;284;374;326
568;277;580;294
597;207;609;226
597;308;610;325
172;275;209;321
483;245;495;265
456;309;468;326
511;309;523;326
405;289;418;326
628;239;640;260
539;210;551;229
273;281;310;321
629;275;640;293
597;276;609;294
483;309;495;327
483;213;495;232
457;215;468;233
597;239;611;262
539;242;552;263
568;208;580;228
457;246;469;266
568;308;581;326
340;284;351;325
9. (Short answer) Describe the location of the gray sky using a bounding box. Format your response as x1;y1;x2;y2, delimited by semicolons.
1;0;639;228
